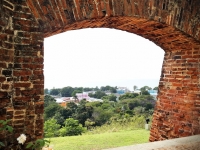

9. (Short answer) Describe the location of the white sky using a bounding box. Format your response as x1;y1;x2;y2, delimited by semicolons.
44;28;165;90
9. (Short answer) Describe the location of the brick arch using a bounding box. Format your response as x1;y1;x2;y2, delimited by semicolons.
0;0;200;148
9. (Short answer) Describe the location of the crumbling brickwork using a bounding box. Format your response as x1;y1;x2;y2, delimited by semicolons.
0;0;43;148
0;0;200;148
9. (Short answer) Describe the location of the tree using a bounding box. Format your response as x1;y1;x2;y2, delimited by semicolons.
133;106;146;115
119;93;138;100
67;102;78;113
102;94;117;102
44;103;63;120
44;95;56;107
92;107;113;126
74;100;93;126
50;88;60;95
110;87;117;93
53;112;65;126
44;118;60;137
85;119;95;130
140;86;152;91
44;88;49;94
153;87;158;90
61;86;73;97
60;118;85;136
72;90;82;97
100;86;116;93
133;85;137;91
141;90;150;95
128;100;139;110
88;90;106;99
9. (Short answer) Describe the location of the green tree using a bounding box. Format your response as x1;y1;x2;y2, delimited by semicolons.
85;119;95;130
67;102;78;112
61;86;73;97
92;107;113;126
140;86;152;91
44;118;60;137
89;90;106;99
61;118;85;136
153;87;158;90
53;112;65;126
44;95;56;107
44;88;49;94
44;103;62;120
74;100;93;126
119;93;138;100
102;94;117;102
72;90;82;98
100;86;116;93
50;88;60;95
133;85;138;90
141;90;150;95
134;106;146;115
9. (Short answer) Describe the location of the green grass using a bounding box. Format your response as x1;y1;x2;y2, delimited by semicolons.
49;129;150;150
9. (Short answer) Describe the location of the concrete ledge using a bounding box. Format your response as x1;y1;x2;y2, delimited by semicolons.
104;135;200;150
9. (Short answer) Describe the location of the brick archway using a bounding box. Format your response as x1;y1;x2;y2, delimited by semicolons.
0;0;200;148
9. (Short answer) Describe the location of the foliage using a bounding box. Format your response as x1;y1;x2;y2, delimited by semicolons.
85;119;95;130
26;139;51;150
44;85;155;139
102;94;117;102
44;95;56;107
0;120;13;133
153;87;158;90
100;86;117;93
140;86;152;91
0;120;13;148
141;90;150;95
89;90;107;99
44;103;63;120
72;90;82;97
44;118;60;138
44;88;49;94
83;87;96;91
74;100;93;126
133;85;138;90
60;118;85;136
53;112;65;126
49;88;60;95
61;86;73;97
119;93;138;100
92;107;114;126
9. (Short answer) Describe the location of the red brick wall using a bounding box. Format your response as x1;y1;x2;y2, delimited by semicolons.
0;0;44;148
0;0;200;148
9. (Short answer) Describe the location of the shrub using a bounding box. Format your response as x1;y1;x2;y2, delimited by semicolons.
44;118;60;138
61;118;85;136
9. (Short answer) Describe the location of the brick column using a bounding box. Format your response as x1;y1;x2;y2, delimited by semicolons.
150;40;200;141
0;0;44;149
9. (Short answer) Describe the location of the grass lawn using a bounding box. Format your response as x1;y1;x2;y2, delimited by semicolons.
49;129;150;150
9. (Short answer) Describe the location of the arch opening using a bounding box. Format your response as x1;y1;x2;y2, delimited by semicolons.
44;28;164;89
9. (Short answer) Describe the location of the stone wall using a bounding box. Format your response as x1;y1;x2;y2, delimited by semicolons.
0;0;200;148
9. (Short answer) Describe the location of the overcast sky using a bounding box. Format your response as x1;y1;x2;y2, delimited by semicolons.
44;28;165;90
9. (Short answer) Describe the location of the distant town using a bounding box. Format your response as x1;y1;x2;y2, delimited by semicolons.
44;86;158;108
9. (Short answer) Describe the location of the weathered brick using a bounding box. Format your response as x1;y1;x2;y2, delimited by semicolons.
0;77;6;82
13;70;32;76
0;92;8;98
2;84;9;90
14;83;31;88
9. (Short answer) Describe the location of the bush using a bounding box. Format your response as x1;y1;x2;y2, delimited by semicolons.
61;118;85;136
44;118;60;138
